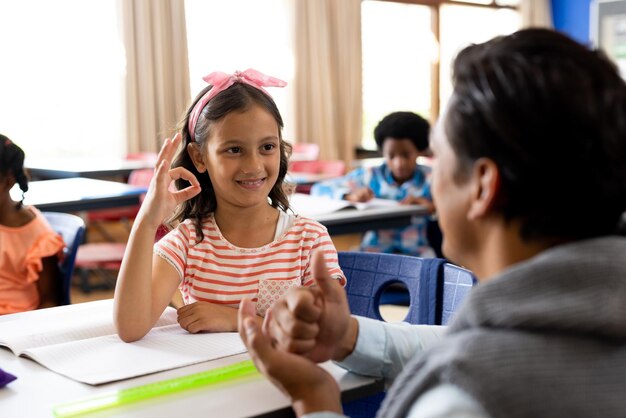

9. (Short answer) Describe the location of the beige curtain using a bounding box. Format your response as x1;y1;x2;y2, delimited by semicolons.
294;0;362;162
520;0;553;29
122;0;191;154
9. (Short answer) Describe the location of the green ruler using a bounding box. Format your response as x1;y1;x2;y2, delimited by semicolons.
53;360;259;417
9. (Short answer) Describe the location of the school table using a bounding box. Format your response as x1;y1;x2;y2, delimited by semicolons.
289;193;430;236
287;171;341;194
314;204;430;235
0;348;383;418
25;156;156;180
287;172;339;187
14;178;428;232
12;178;148;212
351;156;433;169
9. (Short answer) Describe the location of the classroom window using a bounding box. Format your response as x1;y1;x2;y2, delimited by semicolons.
361;1;433;150
361;0;520;150
184;0;295;142
0;0;125;159
439;3;521;103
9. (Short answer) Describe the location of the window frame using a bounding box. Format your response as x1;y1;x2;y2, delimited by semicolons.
367;0;519;123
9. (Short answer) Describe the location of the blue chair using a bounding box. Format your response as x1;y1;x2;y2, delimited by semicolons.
338;252;442;418
339;252;447;324
42;212;85;305
441;262;477;325
338;251;477;417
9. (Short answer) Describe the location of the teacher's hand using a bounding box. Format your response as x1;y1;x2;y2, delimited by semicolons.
238;299;342;417
264;251;358;363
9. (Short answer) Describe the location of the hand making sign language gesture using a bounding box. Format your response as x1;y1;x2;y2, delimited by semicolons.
113;134;201;341
238;251;355;416
137;133;201;230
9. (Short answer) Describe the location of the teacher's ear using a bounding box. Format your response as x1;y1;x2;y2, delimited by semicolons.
467;157;501;220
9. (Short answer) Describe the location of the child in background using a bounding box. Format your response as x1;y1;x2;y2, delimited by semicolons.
114;69;345;342
0;135;65;314
311;111;435;257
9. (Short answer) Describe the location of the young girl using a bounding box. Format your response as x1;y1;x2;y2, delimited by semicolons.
114;69;345;342
0;135;65;314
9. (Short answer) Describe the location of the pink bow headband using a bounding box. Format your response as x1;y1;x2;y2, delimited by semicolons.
188;68;287;141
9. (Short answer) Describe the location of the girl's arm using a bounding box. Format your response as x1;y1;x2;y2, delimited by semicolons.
113;134;201;342
113;218;181;342
176;302;264;333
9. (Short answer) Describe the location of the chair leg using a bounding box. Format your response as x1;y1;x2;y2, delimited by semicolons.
90;222;120;242
79;268;92;293
77;268;117;293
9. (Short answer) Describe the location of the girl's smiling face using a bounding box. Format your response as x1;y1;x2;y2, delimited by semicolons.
194;104;281;211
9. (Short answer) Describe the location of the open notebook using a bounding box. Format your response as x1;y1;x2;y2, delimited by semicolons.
0;299;246;385
289;193;399;217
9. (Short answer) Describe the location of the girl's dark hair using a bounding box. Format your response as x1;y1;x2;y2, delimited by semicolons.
0;134;29;209
446;28;626;242
168;83;292;239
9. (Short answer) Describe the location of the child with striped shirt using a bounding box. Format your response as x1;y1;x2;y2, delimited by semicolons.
114;69;345;342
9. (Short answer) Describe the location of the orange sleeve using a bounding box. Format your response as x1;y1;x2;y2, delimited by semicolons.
23;231;65;283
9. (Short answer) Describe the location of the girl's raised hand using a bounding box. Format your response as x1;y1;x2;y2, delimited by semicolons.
137;134;201;228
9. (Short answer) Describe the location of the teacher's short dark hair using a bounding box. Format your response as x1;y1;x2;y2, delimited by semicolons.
446;28;626;241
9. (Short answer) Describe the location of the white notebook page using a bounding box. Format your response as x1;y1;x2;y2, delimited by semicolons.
0;299;247;385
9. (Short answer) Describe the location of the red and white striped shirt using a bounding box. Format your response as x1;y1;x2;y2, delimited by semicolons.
154;213;345;316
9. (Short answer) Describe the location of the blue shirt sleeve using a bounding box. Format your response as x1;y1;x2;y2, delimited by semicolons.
311;167;371;200
336;316;447;385
301;319;490;418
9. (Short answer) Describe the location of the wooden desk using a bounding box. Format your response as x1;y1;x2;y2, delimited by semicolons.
288;172;339;186
0;348;382;418
286;172;341;194
25;157;156;180
352;156;433;169
315;205;429;235
12;178;148;212
289;194;430;236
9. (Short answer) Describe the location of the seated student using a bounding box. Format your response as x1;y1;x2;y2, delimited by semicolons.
0;136;65;314
238;29;626;417
113;69;345;343
311;111;435;257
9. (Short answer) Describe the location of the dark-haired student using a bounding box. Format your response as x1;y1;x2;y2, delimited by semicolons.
238;28;626;418
0;135;64;314
311;111;435;257
113;69;345;343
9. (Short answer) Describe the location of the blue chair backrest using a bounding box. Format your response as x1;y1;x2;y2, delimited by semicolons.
339;251;478;326
42;212;85;305
441;263;478;325
338;252;447;325
339;252;477;418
